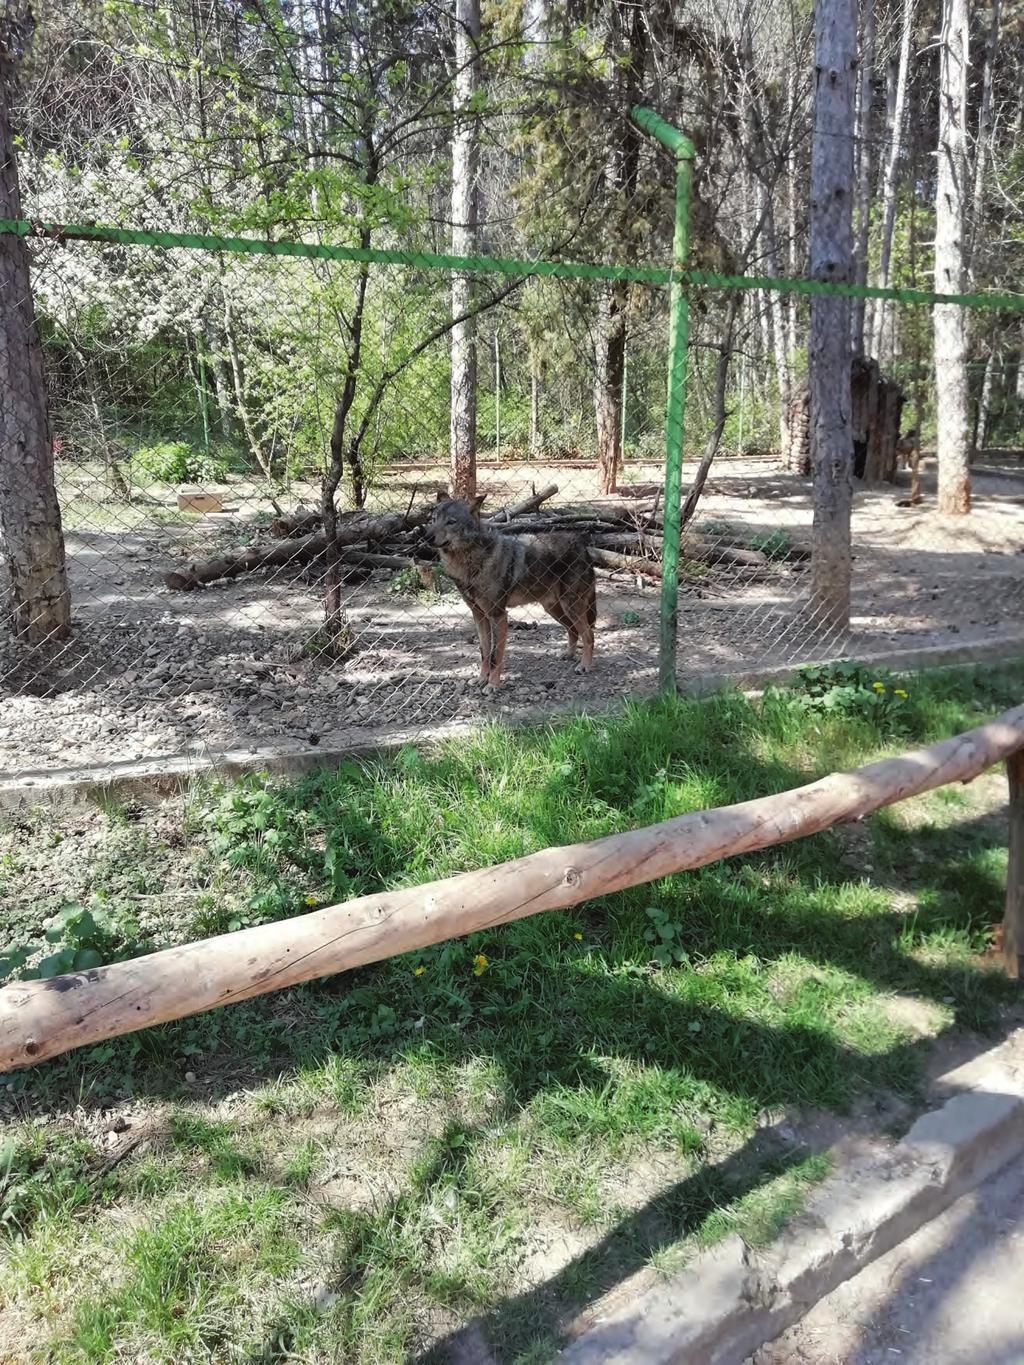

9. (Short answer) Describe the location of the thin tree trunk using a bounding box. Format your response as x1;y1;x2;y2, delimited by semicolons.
973;351;995;458
786;69;801;365
934;0;970;515
740;24;791;464
592;0;645;497
594;286;626;493
761;189;791;461
0;37;71;644
530;358;542;456
866;52;899;347
870;0;915;363
222;289;281;508
680;293;743;530
202;318;234;441
493;327;501;456
323;254;371;620
808;0;857;631
449;0;480;499
968;0;1000;278
851;0;875;355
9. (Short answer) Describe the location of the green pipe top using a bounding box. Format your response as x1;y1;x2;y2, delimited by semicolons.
631;106;695;159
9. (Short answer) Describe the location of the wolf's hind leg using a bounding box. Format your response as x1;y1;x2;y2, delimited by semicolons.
574;586;595;674
544;599;578;660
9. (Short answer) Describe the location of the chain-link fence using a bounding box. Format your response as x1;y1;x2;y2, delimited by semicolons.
3;212;1024;783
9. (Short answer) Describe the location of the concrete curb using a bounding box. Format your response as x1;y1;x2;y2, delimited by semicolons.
3;636;1023;812
559;1030;1024;1364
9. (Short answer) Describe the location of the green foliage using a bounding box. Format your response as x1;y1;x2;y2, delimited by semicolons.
643;905;690;968
131;440;235;485
0;901;122;985
388;563;451;597
789;662;912;735
749;529;792;561
299;620;354;662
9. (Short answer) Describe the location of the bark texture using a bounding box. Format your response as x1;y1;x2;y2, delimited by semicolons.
0;42;70;644
851;0;875;355
808;0;857;632
592;1;645;496
934;0;971;515
449;0;480;499
869;0;914;362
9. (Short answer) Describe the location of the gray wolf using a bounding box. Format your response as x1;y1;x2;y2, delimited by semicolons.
427;495;596;691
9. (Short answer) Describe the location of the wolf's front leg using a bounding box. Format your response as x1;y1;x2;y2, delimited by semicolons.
470;604;491;684
486;612;509;691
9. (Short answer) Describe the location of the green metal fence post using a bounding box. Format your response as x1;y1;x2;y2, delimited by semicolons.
631;107;695;693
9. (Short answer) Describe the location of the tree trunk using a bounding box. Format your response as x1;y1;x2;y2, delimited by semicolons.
934;0;970;516
222;288;280;506
0;40;71;645
973;351;995;459
968;0;1000;278
203;318;235;441
594;287;625;494
785;69;801;366
865;50;898;347
680;293;743;530
851;0;875;355
760;190;791;461
591;0;646;498
869;0;914;363
529;358;542;456
808;0;857;632
449;0;480;499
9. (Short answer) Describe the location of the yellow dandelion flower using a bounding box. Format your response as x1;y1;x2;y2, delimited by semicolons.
473;953;489;976
872;681;885;692
304;894;318;906
894;688;908;698
414;965;426;977
574;932;583;942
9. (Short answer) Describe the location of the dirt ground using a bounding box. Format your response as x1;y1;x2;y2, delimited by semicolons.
1;455;1022;780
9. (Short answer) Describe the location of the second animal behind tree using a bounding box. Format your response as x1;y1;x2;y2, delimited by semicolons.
427;496;596;692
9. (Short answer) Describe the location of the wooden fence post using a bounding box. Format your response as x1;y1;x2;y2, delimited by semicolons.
1004;749;1024;980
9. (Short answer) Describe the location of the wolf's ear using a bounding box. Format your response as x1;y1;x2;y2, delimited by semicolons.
469;492;486;518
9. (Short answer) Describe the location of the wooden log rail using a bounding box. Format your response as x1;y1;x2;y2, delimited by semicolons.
2;708;1024;1072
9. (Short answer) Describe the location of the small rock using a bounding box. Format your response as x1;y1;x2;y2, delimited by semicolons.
185;1071;197;1083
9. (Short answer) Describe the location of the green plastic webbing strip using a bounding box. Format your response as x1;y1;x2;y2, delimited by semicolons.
684;268;1024;312
0;219;672;287
4;218;1024;313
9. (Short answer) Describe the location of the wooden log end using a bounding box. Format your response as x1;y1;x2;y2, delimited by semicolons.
164;570;201;591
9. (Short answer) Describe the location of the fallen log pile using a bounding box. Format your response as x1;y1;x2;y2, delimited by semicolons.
164;482;808;591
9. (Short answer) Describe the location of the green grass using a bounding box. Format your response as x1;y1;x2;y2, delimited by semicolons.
1;662;1021;1362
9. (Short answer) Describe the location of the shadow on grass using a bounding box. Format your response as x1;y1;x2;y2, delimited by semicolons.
5;679;1022;1360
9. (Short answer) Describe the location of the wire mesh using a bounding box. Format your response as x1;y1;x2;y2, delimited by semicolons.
1;239;680;779
3;227;1024;783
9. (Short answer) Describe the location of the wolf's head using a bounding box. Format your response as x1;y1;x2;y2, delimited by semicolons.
426;494;486;550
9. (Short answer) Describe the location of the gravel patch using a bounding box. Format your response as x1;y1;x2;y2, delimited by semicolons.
2;459;1022;780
